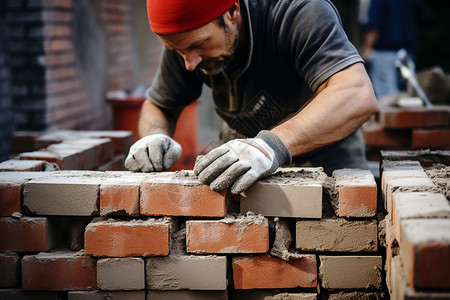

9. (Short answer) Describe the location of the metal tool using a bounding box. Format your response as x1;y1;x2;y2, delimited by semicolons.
395;49;433;107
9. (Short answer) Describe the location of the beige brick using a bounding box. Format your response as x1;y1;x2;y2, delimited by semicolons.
146;255;227;290
327;292;385;300
241;168;326;218
392;191;450;242
381;168;427;197
97;258;145;291
68;290;145;300
319;255;382;289
23;172;104;216
146;290;228;300
296;219;378;252
400;219;450;289
384;176;435;215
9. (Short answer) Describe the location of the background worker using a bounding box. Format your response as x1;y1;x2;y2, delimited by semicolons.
362;0;428;99
125;0;378;194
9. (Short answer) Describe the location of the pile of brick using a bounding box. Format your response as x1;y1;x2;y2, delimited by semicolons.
363;105;450;160
3;130;133;172
1;131;449;299
380;150;450;299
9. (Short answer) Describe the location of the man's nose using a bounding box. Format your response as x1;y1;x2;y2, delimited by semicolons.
182;52;202;71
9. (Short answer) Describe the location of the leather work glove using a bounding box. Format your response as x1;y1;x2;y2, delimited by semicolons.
194;130;292;194
125;133;182;172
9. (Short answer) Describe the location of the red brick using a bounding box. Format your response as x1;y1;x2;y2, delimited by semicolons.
232;255;317;289
412;129;450;149
19;151;64;169
97;154;126;171
332;169;377;217
0;172;60;216
84;218;170;257
10;131;42;153
186;216;269;254
140;173;228;217
100;178;142;216
362;121;411;147
400;219;450;289
85;131;133;154
48;142;96;170
378;106;450;128
0;182;22;216
0;217;50;252
0;159;46;172
21;251;96;291
0;252;20;287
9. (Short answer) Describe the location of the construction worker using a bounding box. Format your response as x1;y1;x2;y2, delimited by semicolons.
125;0;378;194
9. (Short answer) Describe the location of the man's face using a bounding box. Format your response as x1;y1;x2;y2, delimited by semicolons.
158;17;239;75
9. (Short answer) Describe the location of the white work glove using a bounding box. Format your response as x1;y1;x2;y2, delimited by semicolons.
194;130;292;194
125;133;182;172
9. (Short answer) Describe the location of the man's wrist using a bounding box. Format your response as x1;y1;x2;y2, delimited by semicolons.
256;130;292;166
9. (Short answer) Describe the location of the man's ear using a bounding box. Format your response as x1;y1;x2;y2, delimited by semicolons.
228;1;240;20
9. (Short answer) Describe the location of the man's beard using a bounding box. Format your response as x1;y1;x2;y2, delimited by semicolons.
197;23;239;75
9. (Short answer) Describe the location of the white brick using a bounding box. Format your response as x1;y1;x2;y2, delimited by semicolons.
97;258;145;291
392;191;450;242
146;255;227;290
241;168;326;218
319;256;382;289
296;219;378;252
23;172;105;216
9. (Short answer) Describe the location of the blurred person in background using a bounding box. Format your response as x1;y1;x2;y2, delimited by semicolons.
125;0;378;194
362;0;428;99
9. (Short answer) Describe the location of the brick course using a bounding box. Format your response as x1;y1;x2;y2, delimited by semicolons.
1;146;449;297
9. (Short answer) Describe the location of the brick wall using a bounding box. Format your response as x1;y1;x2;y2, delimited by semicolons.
1;0;158;161
1;134;449;298
2;131;448;298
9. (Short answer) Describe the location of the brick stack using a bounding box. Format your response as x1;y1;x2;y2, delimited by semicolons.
380;150;450;299
2;130;133;172
1;135;388;299
2;139;450;298
363;105;450;160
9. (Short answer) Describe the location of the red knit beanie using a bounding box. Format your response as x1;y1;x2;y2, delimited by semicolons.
147;0;237;35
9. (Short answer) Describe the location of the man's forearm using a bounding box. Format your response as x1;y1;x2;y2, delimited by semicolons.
138;99;182;138
271;63;378;157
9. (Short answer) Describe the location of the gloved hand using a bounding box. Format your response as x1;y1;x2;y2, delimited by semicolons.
125;133;182;172
194;130;291;194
